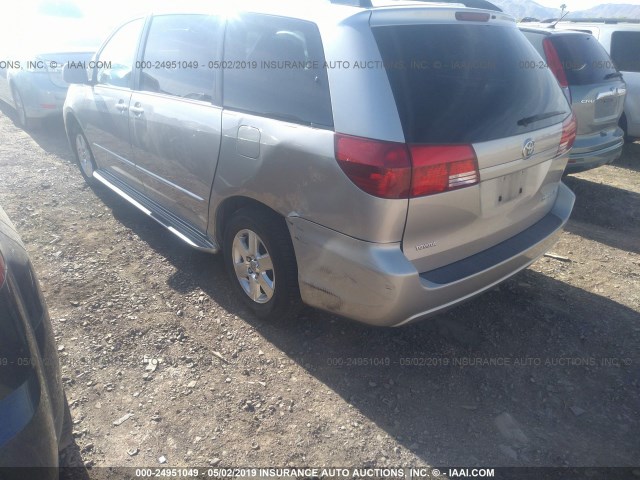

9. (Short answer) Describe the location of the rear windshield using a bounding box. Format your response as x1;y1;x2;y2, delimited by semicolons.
372;24;570;144
550;34;619;85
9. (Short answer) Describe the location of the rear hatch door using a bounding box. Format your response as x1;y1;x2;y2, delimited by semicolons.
371;10;572;272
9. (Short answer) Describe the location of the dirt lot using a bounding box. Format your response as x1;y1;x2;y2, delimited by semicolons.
0;105;638;474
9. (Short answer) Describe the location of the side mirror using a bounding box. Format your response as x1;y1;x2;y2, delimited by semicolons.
63;63;89;84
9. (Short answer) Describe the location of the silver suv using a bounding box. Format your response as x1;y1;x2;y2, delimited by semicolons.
63;0;576;326
520;28;626;173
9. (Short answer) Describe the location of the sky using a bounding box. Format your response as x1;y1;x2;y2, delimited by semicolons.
535;0;640;10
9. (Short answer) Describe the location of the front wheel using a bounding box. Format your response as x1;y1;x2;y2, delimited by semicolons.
223;207;301;322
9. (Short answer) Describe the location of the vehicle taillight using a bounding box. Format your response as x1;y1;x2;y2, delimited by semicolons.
558;113;577;157
410;145;479;197
455;12;490;22
335;134;479;199
0;252;5;288
543;38;572;103
335;134;411;199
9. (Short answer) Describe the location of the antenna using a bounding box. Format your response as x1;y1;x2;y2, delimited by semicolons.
549;10;571;28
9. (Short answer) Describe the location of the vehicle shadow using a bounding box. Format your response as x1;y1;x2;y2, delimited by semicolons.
87;186;640;467
0;103;73;162
616;141;640;173
563;175;640;253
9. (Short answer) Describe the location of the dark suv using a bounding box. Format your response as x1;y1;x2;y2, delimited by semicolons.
521;28;626;173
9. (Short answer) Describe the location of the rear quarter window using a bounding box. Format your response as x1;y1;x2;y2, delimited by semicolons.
373;24;570;144
610;31;640;73
223;13;333;128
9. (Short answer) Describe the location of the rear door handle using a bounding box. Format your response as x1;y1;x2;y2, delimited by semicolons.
115;100;128;112
130;103;144;116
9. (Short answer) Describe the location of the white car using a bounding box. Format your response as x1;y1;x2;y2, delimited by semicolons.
542;21;640;139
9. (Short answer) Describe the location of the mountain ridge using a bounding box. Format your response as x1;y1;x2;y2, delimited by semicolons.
490;0;640;20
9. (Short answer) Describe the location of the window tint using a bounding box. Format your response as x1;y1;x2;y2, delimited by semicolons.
611;31;640;73
140;15;219;102
550;34;618;85
373;25;570;144
223;14;333;128
96;18;144;88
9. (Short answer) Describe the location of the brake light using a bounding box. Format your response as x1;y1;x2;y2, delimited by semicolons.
558;113;577;157
335;134;479;198
335;134;411;199
410;145;479;196
543;38;572;103
455;12;490;22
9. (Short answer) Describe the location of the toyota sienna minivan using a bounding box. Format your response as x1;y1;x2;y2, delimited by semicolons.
62;0;576;326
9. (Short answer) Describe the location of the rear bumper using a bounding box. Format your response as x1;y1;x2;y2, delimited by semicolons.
565;137;624;174
289;183;575;327
12;74;67;119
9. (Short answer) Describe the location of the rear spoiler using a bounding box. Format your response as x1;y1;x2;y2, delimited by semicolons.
329;0;503;12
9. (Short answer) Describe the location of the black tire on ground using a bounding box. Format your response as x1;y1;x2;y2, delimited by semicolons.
69;125;98;186
620;114;629;143
223;206;301;322
58;395;74;454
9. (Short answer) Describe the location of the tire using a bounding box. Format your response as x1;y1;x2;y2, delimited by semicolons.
620;114;629;143
11;86;31;130
71;127;97;185
58;395;74;453
223;207;301;322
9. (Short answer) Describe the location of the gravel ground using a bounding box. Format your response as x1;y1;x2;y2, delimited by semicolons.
0;105;638;476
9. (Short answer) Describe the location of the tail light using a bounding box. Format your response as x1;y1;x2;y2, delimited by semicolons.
558;113;577;157
455;12;490;22
335;134;479;199
410;145;479;196
543;38;572;104
335;134;411;199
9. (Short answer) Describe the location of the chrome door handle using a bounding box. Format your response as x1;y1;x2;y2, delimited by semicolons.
130;103;144;116
115;101;128;112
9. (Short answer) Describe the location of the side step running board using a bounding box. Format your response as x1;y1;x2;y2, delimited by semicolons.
93;171;219;253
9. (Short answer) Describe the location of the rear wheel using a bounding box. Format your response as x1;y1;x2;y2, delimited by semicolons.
620;114;629;142
11;86;31;130
72;127;97;185
223;207;301;322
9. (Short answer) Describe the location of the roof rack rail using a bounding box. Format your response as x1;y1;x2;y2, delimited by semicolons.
562;17;640;24
329;0;373;7
329;0;502;12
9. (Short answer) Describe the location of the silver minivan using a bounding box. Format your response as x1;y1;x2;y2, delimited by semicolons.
63;0;576;326
521;28;626;173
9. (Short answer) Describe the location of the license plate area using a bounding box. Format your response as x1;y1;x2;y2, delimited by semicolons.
496;169;526;204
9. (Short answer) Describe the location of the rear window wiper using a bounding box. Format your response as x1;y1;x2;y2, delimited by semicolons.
604;72;623;80
517;111;567;127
